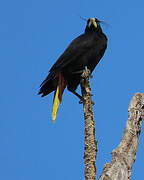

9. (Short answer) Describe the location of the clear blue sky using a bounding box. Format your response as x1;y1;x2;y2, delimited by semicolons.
0;0;144;179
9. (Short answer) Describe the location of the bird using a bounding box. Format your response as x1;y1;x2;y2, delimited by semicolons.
38;17;107;122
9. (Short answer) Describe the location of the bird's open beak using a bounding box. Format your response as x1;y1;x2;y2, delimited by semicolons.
88;18;97;28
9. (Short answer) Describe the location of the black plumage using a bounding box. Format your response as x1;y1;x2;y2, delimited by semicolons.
38;18;107;98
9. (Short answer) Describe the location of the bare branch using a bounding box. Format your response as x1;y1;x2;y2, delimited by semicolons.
99;93;144;180
80;67;98;180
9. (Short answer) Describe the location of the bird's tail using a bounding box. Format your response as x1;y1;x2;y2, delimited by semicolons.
52;72;66;122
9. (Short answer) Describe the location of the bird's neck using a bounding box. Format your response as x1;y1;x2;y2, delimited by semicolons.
85;26;103;34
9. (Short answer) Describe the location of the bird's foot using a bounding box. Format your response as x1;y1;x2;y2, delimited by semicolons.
81;66;93;79
70;90;94;105
79;97;86;104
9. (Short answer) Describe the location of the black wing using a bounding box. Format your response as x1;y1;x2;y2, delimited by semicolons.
49;33;99;73
39;32;107;92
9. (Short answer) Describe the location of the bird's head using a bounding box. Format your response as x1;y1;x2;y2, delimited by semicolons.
85;18;102;33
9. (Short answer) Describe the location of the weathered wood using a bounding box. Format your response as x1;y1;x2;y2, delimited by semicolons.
80;67;97;180
99;93;144;180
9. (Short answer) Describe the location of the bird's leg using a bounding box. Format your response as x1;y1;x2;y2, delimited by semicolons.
71;91;85;104
71;91;94;105
72;68;93;78
69;67;95;104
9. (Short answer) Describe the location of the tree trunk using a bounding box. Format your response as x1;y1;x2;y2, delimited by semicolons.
99;93;144;180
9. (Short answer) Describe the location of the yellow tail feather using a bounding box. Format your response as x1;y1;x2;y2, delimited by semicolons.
52;86;60;122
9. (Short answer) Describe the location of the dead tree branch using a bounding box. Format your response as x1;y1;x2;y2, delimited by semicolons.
80;67;98;180
99;93;144;180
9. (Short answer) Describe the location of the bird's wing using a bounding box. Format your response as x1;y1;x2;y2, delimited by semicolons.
49;33;96;72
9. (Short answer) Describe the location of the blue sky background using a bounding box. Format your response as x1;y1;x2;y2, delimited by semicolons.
0;0;144;179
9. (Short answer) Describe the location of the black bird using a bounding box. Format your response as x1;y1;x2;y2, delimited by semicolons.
38;18;107;121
